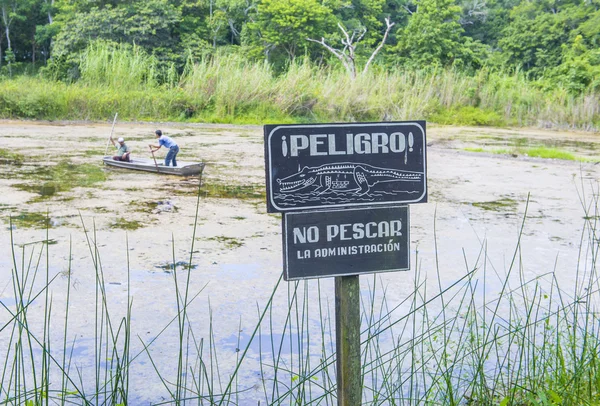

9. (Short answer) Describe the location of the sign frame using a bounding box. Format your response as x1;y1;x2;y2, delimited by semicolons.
265;121;427;213
282;205;410;281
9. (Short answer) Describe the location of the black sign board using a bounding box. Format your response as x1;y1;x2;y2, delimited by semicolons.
282;206;410;281
265;122;426;213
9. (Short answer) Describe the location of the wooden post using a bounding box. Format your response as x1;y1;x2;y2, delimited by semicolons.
104;113;118;156
335;275;362;406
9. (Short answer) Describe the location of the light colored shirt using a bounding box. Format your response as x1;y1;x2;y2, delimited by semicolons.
115;143;131;157
158;135;177;149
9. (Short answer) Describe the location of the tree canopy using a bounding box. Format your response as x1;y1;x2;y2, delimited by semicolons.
4;0;600;92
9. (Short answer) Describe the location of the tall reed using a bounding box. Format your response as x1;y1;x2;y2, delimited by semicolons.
1;50;599;129
79;42;160;91
1;181;600;404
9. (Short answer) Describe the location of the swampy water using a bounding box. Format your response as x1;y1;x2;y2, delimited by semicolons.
0;121;599;403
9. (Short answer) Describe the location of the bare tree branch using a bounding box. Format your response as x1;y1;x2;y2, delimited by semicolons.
228;19;240;38
306;37;355;77
363;17;395;74
308;17;394;79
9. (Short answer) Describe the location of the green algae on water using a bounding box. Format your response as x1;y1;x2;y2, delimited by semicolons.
9;212;52;229
83;149;107;157
11;160;107;198
155;261;198;273
0;204;17;212
128;200;178;214
472;198;519;212
169;182;264;200
111;218;144;230
203;184;265;200
207;235;244;249
0;148;24;165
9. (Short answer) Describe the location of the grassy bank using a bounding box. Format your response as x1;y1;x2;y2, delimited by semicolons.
465;146;600;162
3;49;600;130
2;185;600;404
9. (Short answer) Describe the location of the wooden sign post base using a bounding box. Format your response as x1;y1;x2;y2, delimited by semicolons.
335;275;362;406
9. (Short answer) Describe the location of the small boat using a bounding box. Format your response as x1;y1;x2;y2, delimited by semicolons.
103;157;205;176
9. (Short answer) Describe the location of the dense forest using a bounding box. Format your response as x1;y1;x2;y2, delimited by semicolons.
2;0;600;127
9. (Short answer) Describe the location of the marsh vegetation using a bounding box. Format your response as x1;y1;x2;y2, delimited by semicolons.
0;122;599;404
2;56;598;131
5;0;600;132
1;190;600;404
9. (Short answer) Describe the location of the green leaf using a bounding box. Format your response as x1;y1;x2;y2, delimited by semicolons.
548;390;562;404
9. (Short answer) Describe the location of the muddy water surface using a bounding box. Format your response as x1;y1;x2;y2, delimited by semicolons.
0;121;599;403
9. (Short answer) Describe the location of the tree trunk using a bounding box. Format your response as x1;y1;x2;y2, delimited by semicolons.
46;0;54;59
2;7;11;51
32;33;36;65
2;6;11;76
0;30;3;68
47;0;53;24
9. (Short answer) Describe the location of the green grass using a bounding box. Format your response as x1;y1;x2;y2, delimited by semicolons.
466;146;598;162
430;106;504;127
79;42;161;91
0;48;598;130
524;147;577;160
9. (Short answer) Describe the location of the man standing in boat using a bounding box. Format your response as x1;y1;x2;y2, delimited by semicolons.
110;136;131;162
149;129;179;167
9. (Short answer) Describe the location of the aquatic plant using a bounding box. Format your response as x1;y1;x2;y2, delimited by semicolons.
206;235;244;249
11;161;107;201
111;217;144;230
0;149;24;165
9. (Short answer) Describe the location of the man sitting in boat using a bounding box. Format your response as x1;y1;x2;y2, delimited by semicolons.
110;136;131;162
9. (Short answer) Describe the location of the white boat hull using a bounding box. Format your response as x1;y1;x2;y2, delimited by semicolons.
103;157;205;176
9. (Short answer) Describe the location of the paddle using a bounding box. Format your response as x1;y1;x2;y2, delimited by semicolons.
104;113;119;156
149;146;160;172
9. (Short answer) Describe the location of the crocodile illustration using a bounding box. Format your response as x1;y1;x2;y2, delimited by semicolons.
276;162;423;196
